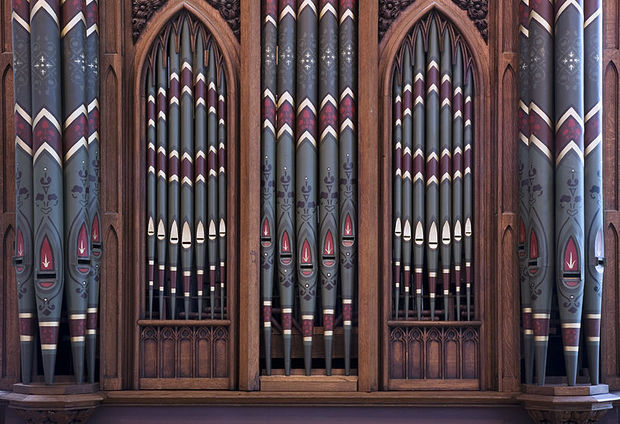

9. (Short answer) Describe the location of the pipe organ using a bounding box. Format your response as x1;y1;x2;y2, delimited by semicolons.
144;13;228;322
260;0;358;378
139;12;234;388
386;11;480;389
1;0;620;422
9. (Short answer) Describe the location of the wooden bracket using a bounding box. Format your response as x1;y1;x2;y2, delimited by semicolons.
518;384;620;424
0;383;105;424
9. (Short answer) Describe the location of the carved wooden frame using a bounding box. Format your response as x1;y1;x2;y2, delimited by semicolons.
130;0;240;389
378;0;491;390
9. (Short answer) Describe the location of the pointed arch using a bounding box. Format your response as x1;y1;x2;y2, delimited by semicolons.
379;0;492;390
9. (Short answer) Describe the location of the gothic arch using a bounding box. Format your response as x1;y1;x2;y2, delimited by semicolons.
129;1;240;389
378;0;494;389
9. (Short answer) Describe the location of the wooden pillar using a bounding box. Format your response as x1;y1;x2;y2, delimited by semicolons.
238;0;261;391
358;0;380;392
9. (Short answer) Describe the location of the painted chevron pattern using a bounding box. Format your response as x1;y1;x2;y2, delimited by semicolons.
260;0;357;376
401;46;413;321
194;31;207;319
180;19;194;318
12;0;99;384
30;0;65;384
318;0;339;375
518;0;604;386
61;0;90;384
518;0;534;385
261;0;278;375
391;13;475;323
144;15;228;322
392;70;402;319
12;0;36;385
167;29;181;319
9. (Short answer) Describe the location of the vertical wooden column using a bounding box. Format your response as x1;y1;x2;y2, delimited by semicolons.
0;10;19;388
494;0;521;392
601;0;620;390
100;0;128;391
357;0;379;392
239;0;261;391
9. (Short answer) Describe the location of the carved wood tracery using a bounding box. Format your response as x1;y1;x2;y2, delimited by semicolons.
132;0;240;43
379;0;488;44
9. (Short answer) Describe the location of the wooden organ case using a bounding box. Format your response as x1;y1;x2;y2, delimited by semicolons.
0;0;619;422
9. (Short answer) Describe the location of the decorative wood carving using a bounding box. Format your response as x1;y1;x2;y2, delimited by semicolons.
378;0;488;43
5;384;104;424
132;0;240;42
518;384;620;424
14;408;95;424
139;323;231;388
380;5;488;390
388;324;480;388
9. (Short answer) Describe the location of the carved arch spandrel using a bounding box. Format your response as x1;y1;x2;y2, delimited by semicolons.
378;0;491;390
130;0;239;389
379;0;488;44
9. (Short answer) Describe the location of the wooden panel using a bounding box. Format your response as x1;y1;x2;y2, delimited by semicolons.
138;324;230;388
388;324;480;388
260;375;358;392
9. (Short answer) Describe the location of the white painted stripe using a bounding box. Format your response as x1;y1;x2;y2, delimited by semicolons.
277;123;294;138
16;136;33;156
31;0;59;27
297;98;317;114
265;14;277;27
530;10;552;34
320;94;337;109
529;102;553;128
298;0;317;13
585;102;601;122
555;0;583;22
86;23;98;37
555;140;584;165
340;87;355;101
64;137;87;161
64;105;87;129
15;103;32;125
61;11;85;37
33;108;61;132
12;11;30;31
340;9;354;23
556;107;584;132
320;2;337;18
277;91;294;108
584;8;601;28
34;142;62;165
561;322;581;328
529;135;552;160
